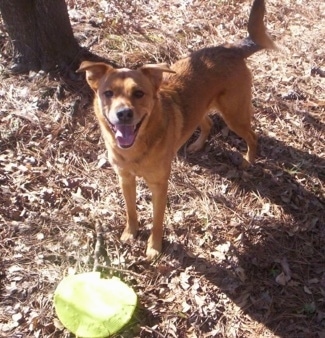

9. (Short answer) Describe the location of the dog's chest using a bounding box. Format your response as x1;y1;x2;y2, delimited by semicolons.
108;149;150;176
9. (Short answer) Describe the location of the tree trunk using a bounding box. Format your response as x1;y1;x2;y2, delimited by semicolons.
0;0;81;73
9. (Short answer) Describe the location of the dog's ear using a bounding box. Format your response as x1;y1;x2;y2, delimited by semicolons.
139;63;175;90
77;61;114;91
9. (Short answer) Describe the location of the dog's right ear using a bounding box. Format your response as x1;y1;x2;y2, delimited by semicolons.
77;61;114;91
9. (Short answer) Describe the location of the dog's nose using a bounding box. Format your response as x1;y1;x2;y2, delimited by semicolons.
116;108;133;123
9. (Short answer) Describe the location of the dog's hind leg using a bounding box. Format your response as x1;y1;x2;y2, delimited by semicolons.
187;115;213;153
220;104;257;166
226;120;257;165
218;79;257;166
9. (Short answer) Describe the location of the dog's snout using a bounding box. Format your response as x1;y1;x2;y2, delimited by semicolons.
116;108;133;123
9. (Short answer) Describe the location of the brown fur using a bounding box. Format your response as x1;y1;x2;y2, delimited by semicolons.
77;0;276;259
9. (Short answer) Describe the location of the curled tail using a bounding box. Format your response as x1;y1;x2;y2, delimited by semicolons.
239;0;277;58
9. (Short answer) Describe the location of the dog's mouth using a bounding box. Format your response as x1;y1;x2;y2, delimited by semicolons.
107;115;146;149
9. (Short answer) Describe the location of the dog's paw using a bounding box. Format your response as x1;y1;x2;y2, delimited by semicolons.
241;158;251;169
120;225;138;241
146;246;161;261
146;236;162;260
242;154;255;169
187;141;203;153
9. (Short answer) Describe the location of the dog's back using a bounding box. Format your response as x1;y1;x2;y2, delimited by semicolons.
162;0;276;162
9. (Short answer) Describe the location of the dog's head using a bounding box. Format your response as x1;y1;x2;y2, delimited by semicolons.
77;61;175;149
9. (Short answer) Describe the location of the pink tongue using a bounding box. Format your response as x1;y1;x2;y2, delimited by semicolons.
115;125;136;148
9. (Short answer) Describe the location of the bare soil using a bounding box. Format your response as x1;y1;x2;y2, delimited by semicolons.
0;0;324;337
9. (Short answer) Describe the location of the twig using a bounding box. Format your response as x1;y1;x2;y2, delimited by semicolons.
93;220;105;272
140;326;166;338
95;264;147;280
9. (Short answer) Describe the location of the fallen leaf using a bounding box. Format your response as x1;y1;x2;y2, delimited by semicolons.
303;286;312;295
276;272;291;286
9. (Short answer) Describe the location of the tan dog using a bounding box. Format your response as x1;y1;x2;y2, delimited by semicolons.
77;0;276;259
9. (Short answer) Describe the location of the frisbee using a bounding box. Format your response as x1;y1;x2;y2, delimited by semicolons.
54;272;137;337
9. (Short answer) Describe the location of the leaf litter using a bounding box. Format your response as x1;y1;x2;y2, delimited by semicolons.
0;0;325;337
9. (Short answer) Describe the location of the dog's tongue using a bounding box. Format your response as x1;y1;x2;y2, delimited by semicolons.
115;125;136;148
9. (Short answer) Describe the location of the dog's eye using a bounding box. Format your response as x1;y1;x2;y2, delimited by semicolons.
133;90;144;99
103;90;114;98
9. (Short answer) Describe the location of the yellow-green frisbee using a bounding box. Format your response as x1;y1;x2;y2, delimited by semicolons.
54;272;137;337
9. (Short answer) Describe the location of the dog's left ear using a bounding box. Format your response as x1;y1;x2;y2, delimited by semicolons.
139;63;175;90
77;61;115;91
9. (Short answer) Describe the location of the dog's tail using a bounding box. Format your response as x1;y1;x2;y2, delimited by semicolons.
239;0;277;58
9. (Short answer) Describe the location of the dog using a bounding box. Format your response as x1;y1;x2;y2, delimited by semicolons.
77;0;276;259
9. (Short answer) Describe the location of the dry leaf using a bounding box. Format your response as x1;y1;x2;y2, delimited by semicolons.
276;272;291;286
303;286;313;295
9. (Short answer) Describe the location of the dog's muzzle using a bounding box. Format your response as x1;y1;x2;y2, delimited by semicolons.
106;113;146;149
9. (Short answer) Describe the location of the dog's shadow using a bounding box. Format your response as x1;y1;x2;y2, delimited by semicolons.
158;112;325;336
181;113;324;223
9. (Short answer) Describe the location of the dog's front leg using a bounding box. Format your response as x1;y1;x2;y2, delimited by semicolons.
145;180;168;260
118;171;139;241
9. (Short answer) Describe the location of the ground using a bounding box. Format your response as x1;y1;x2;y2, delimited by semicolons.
0;0;324;337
